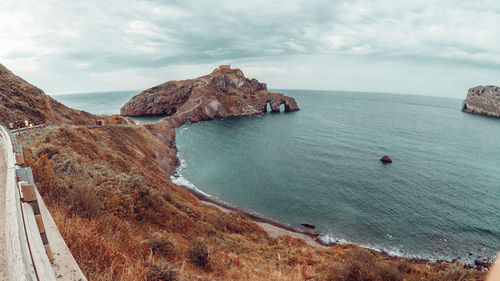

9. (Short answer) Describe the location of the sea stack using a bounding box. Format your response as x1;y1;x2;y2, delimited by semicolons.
462;86;500;118
380;155;392;163
120;67;299;125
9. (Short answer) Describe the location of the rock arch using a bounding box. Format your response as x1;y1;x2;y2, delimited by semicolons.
264;97;299;113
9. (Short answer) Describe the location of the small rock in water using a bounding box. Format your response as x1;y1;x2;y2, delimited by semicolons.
380;155;392;163
301;223;316;229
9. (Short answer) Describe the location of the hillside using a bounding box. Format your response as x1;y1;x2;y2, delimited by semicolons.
0;63;128;126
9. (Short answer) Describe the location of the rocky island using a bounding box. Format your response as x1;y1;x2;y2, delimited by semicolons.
462;85;500;118
120;67;299;125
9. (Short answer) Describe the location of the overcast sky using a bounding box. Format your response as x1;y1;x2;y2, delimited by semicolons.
1;0;499;98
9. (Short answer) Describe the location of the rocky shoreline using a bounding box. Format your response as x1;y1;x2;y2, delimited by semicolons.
178;177;494;270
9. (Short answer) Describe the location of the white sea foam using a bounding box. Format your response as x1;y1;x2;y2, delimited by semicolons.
320;234;432;261
319;233;479;263
171;151;212;198
171;174;213;197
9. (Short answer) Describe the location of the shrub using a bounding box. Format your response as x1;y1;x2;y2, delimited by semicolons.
35;144;59;159
397;260;413;274
209;212;261;235
328;248;401;281
31;153;63;198
67;185;101;219
431;262;468;281
188;239;211;268
147;262;177;281
148;233;177;257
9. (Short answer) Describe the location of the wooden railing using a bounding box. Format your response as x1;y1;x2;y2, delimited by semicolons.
10;124;46;135
1;125;86;281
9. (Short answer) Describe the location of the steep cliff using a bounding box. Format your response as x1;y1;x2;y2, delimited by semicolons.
120;68;299;125
0;64;129;126
462;86;500;118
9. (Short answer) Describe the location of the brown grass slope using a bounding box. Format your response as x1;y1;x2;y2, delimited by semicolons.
18;125;486;281
0;63;127;126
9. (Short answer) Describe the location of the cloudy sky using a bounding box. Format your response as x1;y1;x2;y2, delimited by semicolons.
1;0;499;98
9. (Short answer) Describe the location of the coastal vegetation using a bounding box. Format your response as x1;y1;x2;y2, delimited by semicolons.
14;124;485;281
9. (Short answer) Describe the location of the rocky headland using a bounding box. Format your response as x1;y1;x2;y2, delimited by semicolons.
462;85;500;118
120;68;299;126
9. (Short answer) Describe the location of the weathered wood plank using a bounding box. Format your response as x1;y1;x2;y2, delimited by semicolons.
34;215;45;234
22;202;57;281
0;131;11;281
15;154;24;165
44;245;54;262
21;183;37;202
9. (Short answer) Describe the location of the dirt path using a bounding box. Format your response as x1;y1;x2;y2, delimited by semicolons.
172;78;209;118
173;90;207;117
0;140;9;280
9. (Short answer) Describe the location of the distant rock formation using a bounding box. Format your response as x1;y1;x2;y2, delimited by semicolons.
380;155;392;163
0;63;129;126
462;86;500;118
120;68;299;125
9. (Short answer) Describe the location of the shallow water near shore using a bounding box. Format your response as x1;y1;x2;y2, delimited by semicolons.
53;89;500;263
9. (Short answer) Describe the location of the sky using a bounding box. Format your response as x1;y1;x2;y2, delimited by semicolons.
1;0;500;98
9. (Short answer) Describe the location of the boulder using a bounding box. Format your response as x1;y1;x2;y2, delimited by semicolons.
380;155;392;163
300;223;316;229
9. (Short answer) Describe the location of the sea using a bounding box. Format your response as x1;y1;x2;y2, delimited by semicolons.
53;89;500;264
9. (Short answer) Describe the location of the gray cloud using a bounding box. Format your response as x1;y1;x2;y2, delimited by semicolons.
1;0;499;96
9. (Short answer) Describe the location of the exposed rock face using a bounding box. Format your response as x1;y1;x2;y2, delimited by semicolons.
380;155;392;163
120;68;299;125
462;86;500;118
301;223;316;229
0;63;129;126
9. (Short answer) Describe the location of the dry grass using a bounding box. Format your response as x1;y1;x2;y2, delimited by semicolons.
18;125;487;281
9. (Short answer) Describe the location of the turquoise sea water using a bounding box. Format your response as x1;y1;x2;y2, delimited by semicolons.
53;90;162;122
53;90;500;263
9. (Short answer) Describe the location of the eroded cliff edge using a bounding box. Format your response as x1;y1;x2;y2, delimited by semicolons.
120;68;299;125
0;63;128;126
462;86;500;118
